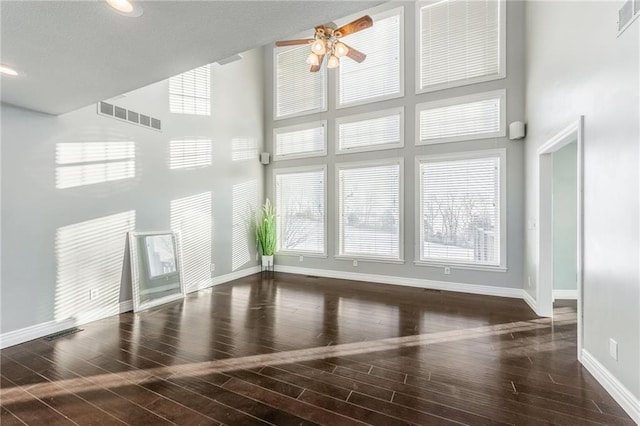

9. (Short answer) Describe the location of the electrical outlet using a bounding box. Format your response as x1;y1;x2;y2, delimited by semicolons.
299;255;304;262
353;260;358;267
210;263;215;272
255;252;259;261
527;276;532;287
444;266;451;275
89;289;99;300
609;339;618;361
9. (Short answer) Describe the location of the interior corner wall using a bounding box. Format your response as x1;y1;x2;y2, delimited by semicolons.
524;1;639;400
0;48;265;336
552;142;577;291
262;1;526;292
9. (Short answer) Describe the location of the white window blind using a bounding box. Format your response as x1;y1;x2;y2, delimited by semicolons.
419;155;501;266
274;121;326;160
338;162;401;259
418;91;504;144
169;64;211;116
275;168;325;254
338;108;403;153
338;8;402;107
419;0;503;91
275;45;326;118
169;138;212;169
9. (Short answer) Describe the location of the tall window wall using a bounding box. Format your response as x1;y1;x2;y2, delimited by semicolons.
267;0;516;278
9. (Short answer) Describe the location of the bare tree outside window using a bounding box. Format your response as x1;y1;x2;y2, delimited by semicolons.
421;157;499;265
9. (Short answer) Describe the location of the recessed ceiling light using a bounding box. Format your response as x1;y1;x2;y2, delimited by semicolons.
106;0;143;17
0;65;19;77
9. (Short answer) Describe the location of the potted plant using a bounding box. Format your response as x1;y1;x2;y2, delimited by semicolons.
256;198;276;269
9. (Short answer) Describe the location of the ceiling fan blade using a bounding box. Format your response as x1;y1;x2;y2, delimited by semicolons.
335;15;373;37
310;54;325;72
344;44;367;63
275;39;314;47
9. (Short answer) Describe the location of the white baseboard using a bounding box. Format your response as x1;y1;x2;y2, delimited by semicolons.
274;265;523;299
211;266;261;286
0;318;76;350
119;299;133;313
521;289;538;315
581;349;640;424
553;289;578;300
0;266;261;349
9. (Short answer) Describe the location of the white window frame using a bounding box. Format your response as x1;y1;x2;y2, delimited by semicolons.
416;89;506;145
273;165;328;257
414;149;507;271
336;5;405;109
273;45;328;120
335;158;404;264
273;120;327;161
415;0;506;94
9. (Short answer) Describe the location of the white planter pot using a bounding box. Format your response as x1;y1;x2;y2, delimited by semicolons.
261;255;274;268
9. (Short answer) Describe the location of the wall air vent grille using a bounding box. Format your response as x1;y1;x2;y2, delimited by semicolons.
100;101;114;115
618;0;640;35
127;110;139;124
97;102;162;132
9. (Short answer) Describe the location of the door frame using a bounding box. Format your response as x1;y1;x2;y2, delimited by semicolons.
536;116;584;361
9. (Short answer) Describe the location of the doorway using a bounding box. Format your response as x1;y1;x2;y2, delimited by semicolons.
537;117;584;360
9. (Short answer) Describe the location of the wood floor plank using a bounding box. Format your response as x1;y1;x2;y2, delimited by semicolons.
0;273;633;425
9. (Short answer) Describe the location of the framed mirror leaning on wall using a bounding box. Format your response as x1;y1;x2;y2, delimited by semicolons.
129;231;186;312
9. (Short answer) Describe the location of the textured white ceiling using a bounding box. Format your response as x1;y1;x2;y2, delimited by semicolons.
0;1;379;115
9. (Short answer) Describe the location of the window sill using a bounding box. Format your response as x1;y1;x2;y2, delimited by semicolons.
413;260;507;273
276;252;328;259
336;256;405;265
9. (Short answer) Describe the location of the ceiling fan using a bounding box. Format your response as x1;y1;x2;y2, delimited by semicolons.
275;15;373;72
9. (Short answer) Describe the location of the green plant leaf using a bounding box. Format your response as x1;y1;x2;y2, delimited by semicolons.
256;198;277;256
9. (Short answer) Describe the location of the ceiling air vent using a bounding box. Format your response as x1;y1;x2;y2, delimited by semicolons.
618;0;640;36
97;101;162;132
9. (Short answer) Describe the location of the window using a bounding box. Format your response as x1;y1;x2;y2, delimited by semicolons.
337;107;404;154
275;167;326;255
337;160;403;261
169;138;212;169
418;0;504;92
169;64;211;115
337;7;403;107
417;150;505;268
417;90;505;145
274;121;326;160
275;45;327;119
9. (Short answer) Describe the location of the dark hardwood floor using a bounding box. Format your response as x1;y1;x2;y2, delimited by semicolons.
0;272;634;425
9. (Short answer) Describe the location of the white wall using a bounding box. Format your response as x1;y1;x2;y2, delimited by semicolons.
263;1;527;291
552;142;577;291
525;1;639;401
0;49;264;335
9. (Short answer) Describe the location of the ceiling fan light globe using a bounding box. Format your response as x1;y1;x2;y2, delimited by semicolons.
306;53;320;66
311;39;326;55
327;55;340;69
334;42;349;58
